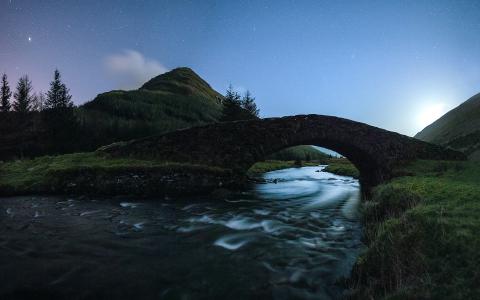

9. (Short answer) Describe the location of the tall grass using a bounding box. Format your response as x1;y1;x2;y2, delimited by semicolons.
349;160;480;299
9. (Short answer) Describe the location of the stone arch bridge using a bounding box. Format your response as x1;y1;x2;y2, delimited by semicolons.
100;115;465;187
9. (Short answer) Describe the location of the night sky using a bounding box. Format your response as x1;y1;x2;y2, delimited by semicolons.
1;0;480;135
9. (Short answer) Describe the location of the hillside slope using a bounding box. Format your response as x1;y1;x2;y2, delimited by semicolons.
415;93;480;160
78;67;224;148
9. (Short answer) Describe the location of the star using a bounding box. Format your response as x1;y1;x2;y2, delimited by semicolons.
28;36;32;42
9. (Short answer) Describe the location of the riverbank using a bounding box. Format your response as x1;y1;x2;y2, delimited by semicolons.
348;159;480;299
4;153;477;298
248;158;359;178
247;160;321;175
0;164;362;299
0;155;358;197
323;158;359;178
0;152;240;197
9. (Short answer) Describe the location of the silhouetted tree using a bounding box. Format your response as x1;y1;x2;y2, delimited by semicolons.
13;75;34;113
45;69;73;109
220;85;259;121
241;90;259;117
1;74;11;112
43;69;78;153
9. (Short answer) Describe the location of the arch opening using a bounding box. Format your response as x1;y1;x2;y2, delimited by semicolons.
247;144;362;182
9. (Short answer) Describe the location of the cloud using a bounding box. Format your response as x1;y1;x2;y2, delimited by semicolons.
105;50;168;89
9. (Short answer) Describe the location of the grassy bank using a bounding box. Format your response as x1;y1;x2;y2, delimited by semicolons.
248;158;359;178
349;160;480;299
0;153;357;196
0;152;232;196
323;157;359;178
247;160;321;175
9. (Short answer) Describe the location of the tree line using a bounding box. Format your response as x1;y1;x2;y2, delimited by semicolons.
1;70;73;113
0;71;261;160
0;70;84;158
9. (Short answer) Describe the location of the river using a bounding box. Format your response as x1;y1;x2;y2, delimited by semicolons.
0;165;363;300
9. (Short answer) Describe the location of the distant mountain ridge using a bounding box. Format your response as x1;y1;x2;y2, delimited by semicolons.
415;93;480;160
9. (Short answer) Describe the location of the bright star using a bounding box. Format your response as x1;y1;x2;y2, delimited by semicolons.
28;36;32;42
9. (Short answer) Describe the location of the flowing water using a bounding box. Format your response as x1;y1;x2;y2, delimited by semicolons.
0;166;363;300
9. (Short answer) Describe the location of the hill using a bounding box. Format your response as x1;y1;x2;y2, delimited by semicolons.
141;67;224;100
267;145;330;161
415;93;480;160
78;67;224;148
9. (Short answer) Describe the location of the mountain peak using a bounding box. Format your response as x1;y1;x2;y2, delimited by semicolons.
140;67;223;100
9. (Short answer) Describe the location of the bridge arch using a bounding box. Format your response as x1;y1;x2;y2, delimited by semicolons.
100;115;465;187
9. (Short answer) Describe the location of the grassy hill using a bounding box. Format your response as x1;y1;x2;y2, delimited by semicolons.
267;145;330;161
77;67;224;148
415;93;480;160
141;67;224;100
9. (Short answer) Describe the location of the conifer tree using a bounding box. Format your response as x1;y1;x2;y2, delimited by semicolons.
241;90;259;117
220;85;244;121
13;75;33;113
45;69;73;109
221;85;260;121
43;69;77;153
1;73;12;112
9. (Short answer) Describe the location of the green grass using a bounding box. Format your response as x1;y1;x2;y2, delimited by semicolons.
349;160;480;299
141;67;224;100
247;160;320;175
0;152;228;195
247;157;358;178
323;157;359;178
267;145;329;161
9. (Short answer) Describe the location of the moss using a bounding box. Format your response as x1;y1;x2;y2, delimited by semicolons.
350;160;480;299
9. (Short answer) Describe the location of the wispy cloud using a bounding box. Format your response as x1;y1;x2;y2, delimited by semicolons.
105;50;168;89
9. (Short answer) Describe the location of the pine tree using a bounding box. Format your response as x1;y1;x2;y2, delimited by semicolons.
241;90;259;117
45;69;73;109
220;85;260;121
43;69;78;153
220;85;244;121
13;75;33;113
0;73;12;112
